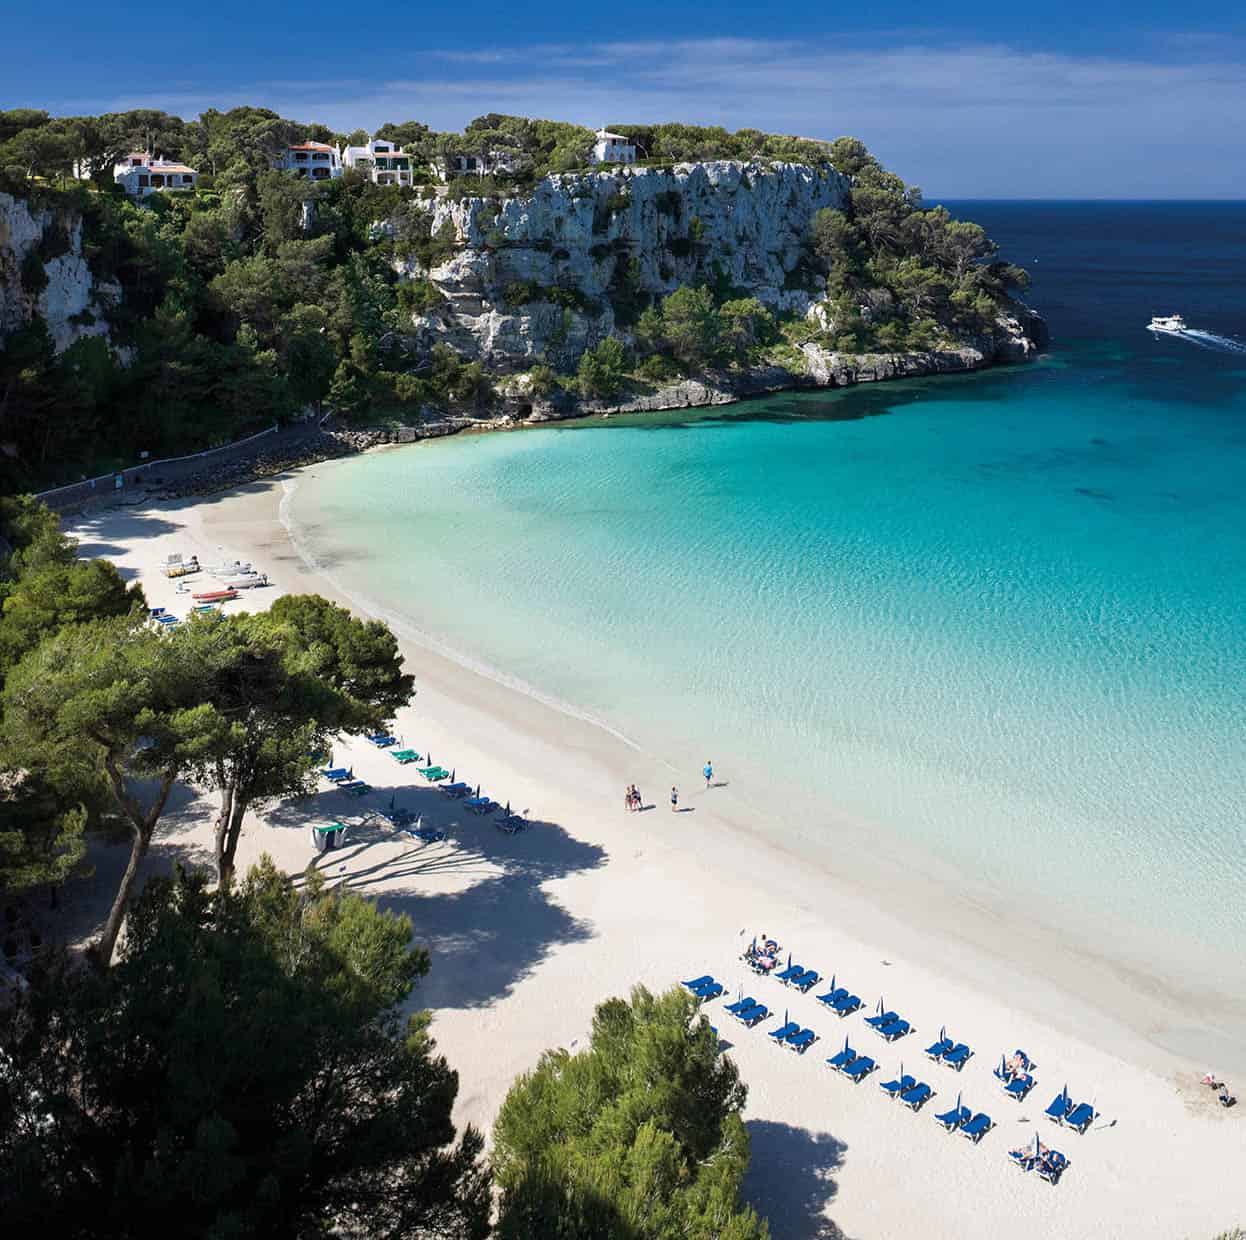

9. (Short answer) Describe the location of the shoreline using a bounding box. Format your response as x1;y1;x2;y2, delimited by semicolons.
44;338;1045;512
63;468;1245;1240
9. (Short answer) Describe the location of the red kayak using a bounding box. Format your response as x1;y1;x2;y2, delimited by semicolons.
191;589;239;601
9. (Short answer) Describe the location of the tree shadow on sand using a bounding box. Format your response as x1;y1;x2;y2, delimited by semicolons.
266;780;608;1011
744;1120;848;1240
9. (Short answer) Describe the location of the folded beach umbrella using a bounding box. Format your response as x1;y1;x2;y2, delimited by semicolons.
389;792;396;811
504;801;510;815
450;768;455;782
876;996;885;1017
829;973;836;992
954;1090;962;1112
842;1032;850;1054
786;951;792;970
475;784;480;798
1033;1132;1041;1158
939;1024;947;1043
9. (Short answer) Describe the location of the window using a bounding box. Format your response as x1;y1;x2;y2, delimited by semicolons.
138;174;149;186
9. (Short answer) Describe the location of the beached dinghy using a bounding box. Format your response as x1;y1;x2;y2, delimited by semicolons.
191;589;239;601
221;572;268;589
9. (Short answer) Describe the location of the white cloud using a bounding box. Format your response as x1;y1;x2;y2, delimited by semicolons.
54;38;1246;196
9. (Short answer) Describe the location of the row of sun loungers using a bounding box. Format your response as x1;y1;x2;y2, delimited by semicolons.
1044;1086;1098;1133
924;1028;974;1071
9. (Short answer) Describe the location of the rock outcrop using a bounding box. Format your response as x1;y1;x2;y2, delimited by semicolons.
399;161;850;371
0;192;119;353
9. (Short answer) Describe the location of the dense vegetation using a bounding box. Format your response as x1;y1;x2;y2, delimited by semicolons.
0;494;783;1236
493;985;767;1238
0;860;491;1239
0;109;1029;490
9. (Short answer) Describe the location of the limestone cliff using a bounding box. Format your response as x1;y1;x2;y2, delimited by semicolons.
398;161;851;370
0;192;119;353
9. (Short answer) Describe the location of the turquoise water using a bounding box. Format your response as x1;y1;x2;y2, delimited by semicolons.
289;204;1246;1017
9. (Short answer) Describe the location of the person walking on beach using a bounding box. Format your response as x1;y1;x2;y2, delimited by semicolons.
670;786;679;812
703;760;713;788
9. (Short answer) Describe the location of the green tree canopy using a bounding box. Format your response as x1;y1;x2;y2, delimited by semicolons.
493;984;768;1239
0;858;490;1238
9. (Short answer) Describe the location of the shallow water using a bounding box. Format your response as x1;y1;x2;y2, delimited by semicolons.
289;202;1246;1023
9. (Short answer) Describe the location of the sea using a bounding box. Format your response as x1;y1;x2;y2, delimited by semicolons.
285;202;1246;1058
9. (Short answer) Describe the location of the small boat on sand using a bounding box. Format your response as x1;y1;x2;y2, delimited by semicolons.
221;572;268;589
191;589;239;601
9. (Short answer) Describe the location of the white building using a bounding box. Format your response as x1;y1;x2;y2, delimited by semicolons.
341;137;415;187
591;129;637;165
278;141;342;180
432;149;526;181
113;152;199;197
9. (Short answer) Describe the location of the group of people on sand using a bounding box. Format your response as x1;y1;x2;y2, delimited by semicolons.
626;762;716;815
1009;1140;1064;1175
1202;1072;1237;1108
743;933;781;974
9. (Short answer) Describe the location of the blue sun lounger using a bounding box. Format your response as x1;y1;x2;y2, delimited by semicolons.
731;1003;770;1028
1008;1148;1037;1172
900;1082;934;1111
842;1055;877;1082
466;798;499;815
792;970;821;993
368;734;398;747
817;988;848;1010
877;1018;913;1042
692;982;724;1003
880;1072;917;1099
495;812;527;834
942;1043;973;1071
925;1035;954;1061
775;963;805;984
935;1103;972;1132
725;996;759;1015
1005;1074;1035;1102
826;1046;858;1073
339;781;372;798
784;1028;818;1054
682;975;714;992
1045;1091;1073;1123
321;767;352;782
1064;1102;1097;1133
409;823;447;843
865;1008;899;1030
380;807;416;826
767;1021;801;1044
440;782;470;797
959;1112;993;1143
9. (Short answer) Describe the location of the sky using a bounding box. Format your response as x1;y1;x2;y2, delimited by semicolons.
5;0;1245;197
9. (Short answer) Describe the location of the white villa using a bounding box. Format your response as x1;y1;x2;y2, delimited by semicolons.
278;141;342;180
432;149;526;181
341;138;415;186
113;152;199;197
591;129;637;165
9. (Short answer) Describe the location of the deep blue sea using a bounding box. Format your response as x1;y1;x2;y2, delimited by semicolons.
288;202;1246;1041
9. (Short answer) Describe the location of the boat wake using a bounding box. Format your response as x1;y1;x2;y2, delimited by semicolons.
1179;329;1246;355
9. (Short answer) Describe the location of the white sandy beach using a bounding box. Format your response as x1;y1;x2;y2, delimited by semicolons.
62;471;1245;1240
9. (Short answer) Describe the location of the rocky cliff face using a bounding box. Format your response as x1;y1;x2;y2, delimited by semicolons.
0;192;119;353
399;161;851;371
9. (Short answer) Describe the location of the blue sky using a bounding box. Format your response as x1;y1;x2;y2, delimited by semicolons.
6;1;1245;196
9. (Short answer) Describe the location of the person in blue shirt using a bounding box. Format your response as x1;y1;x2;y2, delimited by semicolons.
703;760;713;788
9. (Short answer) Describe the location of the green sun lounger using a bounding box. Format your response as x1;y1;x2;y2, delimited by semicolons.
417;765;450;782
390;749;420;763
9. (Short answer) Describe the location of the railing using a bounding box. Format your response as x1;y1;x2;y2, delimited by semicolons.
35;423;279;510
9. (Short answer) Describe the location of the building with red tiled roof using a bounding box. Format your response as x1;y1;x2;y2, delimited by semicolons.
113;151;200;197
278;140;342;180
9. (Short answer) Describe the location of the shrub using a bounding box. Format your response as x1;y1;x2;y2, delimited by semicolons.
20;251;47;294
655;190;682;217
576;335;628;397
396;279;444;315
636;353;680;384
525;363;558;396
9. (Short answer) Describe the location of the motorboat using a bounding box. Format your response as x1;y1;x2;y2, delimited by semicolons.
206;560;252;576
221;572;269;589
1148;314;1187;334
